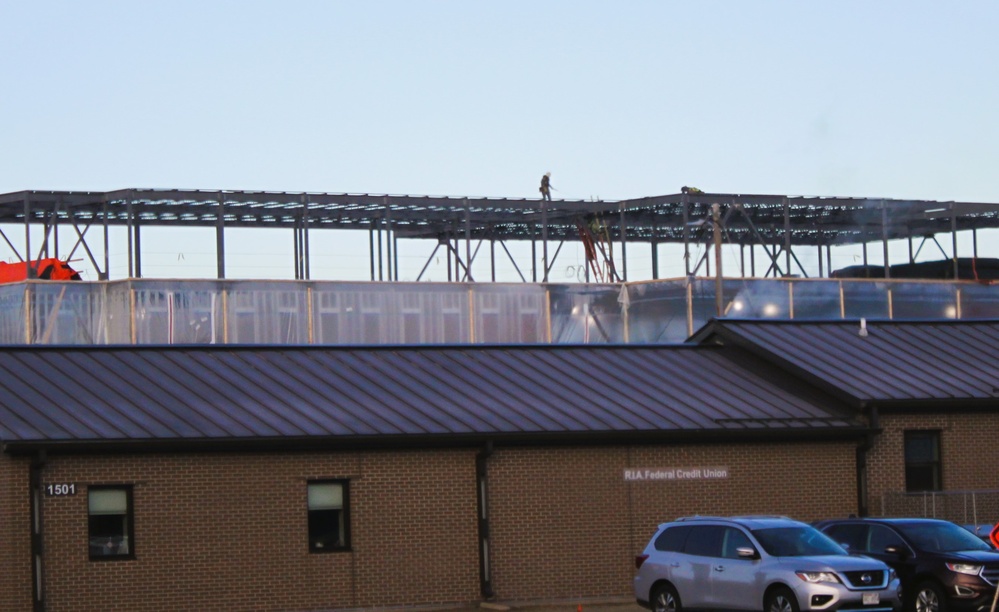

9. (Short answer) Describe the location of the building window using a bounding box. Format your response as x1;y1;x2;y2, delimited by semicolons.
88;486;133;560
905;430;941;492
308;480;349;552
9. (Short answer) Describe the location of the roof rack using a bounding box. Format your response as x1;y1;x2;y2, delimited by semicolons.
673;515;793;522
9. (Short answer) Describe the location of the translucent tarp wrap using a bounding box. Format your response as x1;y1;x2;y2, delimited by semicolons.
1;277;995;345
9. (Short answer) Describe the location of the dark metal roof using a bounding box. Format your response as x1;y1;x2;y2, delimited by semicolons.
0;344;859;452
2;188;997;245
693;319;999;405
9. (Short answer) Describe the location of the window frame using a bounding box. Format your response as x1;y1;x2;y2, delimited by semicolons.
307;479;351;554
87;485;135;562
904;430;942;492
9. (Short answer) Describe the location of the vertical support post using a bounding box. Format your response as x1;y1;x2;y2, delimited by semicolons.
303;194;311;280
101;197;110;280
783;197;791;277
908;235;914;264
712;203;723;317
126;197;134;278
393;234;399;281
465;199;472;282
447;237;453;282
817;243;824;277
52;206;58;259
377;219;384;281
751;245;756;277
951;203;959;278
134;217;142;279
216;194;226;279
682;193;691;275
651;240;659;280
619;202;628;282
368;223;375;281
530;224;537;283
882;201;890;279
293;220;301;280
490;239;496;282
826;245;832;277
384;197;393;282
24;196;33;278
541;201;549;282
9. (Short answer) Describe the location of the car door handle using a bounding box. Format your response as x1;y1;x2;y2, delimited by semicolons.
669;562;681;568
714;565;725;572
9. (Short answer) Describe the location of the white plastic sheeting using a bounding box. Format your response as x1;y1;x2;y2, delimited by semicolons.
0;277;996;346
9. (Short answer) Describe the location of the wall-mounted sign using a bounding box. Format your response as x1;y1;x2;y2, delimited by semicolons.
44;484;77;496
624;467;729;482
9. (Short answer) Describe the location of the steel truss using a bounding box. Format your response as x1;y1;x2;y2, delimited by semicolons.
1;188;997;281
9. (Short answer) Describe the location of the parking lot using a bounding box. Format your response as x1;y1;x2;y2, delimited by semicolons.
444;598;642;612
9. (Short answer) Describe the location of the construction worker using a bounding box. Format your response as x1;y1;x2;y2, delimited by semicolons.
540;172;553;202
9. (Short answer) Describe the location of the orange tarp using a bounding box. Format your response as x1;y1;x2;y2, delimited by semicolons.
0;258;82;283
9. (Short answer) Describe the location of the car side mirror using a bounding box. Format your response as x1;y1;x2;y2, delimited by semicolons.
736;547;759;559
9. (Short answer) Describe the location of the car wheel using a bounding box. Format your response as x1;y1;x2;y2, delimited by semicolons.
651;583;681;612
766;587;800;612
914;581;946;612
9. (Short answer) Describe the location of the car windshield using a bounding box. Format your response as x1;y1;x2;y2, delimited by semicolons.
896;522;993;552
752;526;847;557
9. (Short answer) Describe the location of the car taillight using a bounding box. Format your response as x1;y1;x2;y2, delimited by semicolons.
635;554;649;569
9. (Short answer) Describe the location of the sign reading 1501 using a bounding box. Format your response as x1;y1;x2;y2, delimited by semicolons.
45;484;76;496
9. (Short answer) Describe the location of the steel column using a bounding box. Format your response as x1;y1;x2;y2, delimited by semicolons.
102;197;110;280
23;196;32;278
127;198;134;278
619;202;627;282
465;200;472;282
951;204;959;278
783;197;791;277
541;202;549;282
216;194;225;279
882;201;890;279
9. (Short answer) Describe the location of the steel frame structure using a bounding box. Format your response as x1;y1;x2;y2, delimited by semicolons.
1;188;997;282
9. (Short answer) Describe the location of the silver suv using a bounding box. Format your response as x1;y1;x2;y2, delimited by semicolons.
634;516;902;612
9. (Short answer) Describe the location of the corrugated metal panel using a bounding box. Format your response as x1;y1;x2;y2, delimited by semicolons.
706;320;999;403
0;345;857;444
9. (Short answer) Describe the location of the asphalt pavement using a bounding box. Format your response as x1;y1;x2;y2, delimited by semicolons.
442;598;643;612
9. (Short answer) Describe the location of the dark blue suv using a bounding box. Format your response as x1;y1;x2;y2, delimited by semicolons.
815;518;999;612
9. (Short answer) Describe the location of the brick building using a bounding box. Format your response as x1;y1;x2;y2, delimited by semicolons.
0;320;996;611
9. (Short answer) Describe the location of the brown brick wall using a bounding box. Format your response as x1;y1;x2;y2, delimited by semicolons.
486;441;858;601
0;454;33;611
867;412;999;518
0;439;859;610
31;450;480;612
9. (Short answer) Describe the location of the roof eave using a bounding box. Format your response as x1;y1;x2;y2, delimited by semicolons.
1;426;870;457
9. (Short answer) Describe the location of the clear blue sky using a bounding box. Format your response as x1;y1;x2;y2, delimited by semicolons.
2;1;997;280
